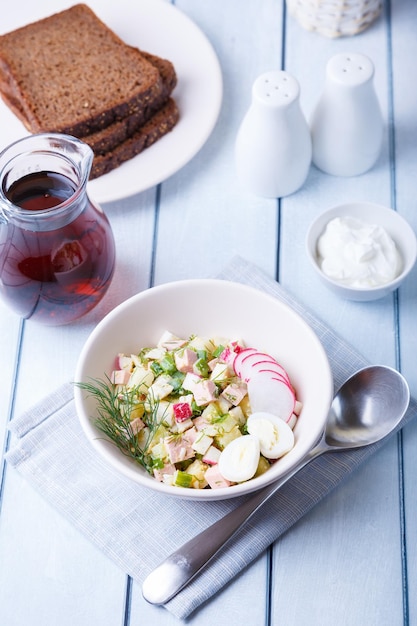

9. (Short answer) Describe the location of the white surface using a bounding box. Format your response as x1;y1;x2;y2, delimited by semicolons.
0;0;223;203
74;279;332;500
1;0;417;625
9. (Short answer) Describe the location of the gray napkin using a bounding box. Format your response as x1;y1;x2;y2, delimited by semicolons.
6;256;417;620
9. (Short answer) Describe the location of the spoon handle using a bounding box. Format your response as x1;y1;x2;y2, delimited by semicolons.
142;449;322;605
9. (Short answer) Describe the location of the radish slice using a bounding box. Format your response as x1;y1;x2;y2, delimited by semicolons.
249;365;292;387
233;350;291;385
231;347;296;423
247;412;295;459
231;348;259;376
237;358;280;380
240;352;276;367
247;374;295;423
218;435;260;482
244;356;291;382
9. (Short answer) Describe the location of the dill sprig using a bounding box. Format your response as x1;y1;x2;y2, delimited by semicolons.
75;376;165;474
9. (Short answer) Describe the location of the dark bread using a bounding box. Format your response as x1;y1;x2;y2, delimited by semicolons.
90;98;179;179
82;52;177;155
0;4;180;179
0;4;165;135
0;48;177;157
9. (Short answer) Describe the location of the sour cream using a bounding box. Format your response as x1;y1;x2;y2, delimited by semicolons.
317;216;402;288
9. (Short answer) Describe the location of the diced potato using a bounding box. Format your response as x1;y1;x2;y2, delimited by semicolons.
153;400;174;428
145;347;166;360
186;459;209;489
188;336;212;352
147;375;174;400
201;403;221;422
149;440;169;462
215;413;239;433
199;411;238;438
128;366;154;391
136;426;150;450
215;425;242;450
215;396;232;413
229;405;246;426
171;418;194;433
129;404;145;420
147;424;169;450
210;362;231;383
157;331;187;351
254;455;271;477
192;432;213;455
186;459;208;480
117;354;134;370
198;422;219;437
239;395;252;418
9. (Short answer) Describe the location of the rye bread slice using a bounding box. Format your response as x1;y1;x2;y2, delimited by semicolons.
0;88;180;179
82;52;177;155
0;4;164;136
90;97;179;179
0;50;177;156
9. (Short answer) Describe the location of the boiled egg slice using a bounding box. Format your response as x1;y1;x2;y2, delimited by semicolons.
218;435;260;483
247;412;294;459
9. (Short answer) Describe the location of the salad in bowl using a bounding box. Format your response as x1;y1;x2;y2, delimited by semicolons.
74;279;333;500
79;330;302;491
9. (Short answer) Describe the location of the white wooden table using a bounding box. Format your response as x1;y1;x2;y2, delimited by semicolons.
1;1;416;624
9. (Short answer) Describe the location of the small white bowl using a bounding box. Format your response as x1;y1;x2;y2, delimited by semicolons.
74;279;333;501
306;202;417;301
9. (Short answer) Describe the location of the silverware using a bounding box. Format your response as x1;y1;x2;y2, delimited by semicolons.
142;365;409;605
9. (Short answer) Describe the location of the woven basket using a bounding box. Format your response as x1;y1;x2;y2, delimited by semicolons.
286;0;382;38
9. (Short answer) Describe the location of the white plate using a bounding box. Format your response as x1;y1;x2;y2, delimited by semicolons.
0;0;223;203
75;279;333;500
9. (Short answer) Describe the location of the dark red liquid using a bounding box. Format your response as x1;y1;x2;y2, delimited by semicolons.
7;171;76;210
0;171;115;324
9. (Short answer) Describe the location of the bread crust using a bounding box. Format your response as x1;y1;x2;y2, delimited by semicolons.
90;98;179;179
0;4;180;179
0;4;165;135
82;53;177;154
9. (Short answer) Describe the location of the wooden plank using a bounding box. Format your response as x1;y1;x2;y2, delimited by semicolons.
270;2;406;624
133;555;269;625
0;0;415;624
0;182;159;626
391;1;417;624
153;0;284;285
271;443;403;625
134;1;283;622
281;6;396;360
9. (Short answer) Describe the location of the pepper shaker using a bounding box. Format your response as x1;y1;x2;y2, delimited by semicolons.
310;52;383;177
235;70;312;198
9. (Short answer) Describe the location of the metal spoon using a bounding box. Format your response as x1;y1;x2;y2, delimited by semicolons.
142;365;410;605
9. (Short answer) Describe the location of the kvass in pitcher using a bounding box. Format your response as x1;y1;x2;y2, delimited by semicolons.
0;133;115;324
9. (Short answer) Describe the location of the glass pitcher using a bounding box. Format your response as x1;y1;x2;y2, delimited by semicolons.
0;133;115;325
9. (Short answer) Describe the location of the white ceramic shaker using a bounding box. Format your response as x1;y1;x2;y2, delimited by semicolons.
310;52;383;177
235;70;312;198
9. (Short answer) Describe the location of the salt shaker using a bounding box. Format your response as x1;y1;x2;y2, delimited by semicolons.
235;70;312;198
310;52;383;177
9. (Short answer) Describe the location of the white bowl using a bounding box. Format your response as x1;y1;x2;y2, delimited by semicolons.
74;279;333;500
306;202;417;301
